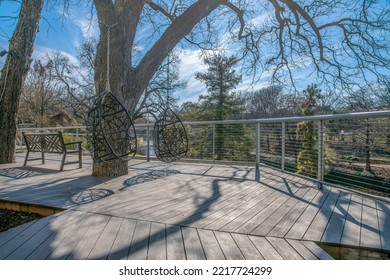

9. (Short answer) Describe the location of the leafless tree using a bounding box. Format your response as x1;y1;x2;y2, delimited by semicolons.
246;85;302;118
135;52;186;120
45;50;96;122
0;0;43;163
19;60;65;127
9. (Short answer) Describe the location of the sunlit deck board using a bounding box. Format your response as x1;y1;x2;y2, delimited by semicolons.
213;231;245;260
127;220;151;260
197;229;225;260
303;189;341;241
359;198;381;249
217;181;286;232
26;211;89;260
107;218;137;260
0;214;58;259
377;201;390;251
4;210;74;260
46;212;102;260
188;182;265;228
147;222;167;260
78;174;203;214
202;187;273;230
266;237;304;260
286;239;319;260
127;178;239;221
160;181;257;225
284;188;331;240
135;179;220;220
339;194;362;246
99;176;225;219
166;225;186;260
248;235;284;260
236;185;303;234
321;192;352;244
251;187;310;236
300;240;333;260
66;214;111;260
181;227;206;260
268;188;319;237
231;233;264;260
87;216;124;260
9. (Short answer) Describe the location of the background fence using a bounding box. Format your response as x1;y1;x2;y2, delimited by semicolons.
16;111;390;196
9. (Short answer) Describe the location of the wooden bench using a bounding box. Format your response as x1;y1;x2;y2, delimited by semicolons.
22;131;82;171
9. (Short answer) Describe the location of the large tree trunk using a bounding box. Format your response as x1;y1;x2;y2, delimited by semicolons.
92;0;225;177
0;0;44;164
91;0;144;177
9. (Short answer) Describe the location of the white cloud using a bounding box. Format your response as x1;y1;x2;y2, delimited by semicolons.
32;44;79;66
175;49;207;103
73;17;100;41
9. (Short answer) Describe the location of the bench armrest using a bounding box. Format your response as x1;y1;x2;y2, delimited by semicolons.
64;141;82;146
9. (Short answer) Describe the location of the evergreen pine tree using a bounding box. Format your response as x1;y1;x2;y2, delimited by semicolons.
296;84;321;176
188;53;254;161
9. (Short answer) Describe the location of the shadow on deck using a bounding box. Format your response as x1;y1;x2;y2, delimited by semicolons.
0;153;389;260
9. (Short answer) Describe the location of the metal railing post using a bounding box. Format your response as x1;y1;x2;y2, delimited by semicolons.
76;128;79;141
147;125;150;162
317;120;324;189
282;122;286;172
212;124;216;162
256;122;260;170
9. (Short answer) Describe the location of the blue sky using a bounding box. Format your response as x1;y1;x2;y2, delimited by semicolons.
1;1;389;104
0;1;211;103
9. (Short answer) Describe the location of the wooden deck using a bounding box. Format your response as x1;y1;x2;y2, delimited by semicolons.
0;153;389;260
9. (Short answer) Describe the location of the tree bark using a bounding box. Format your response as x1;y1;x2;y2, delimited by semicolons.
0;0;44;164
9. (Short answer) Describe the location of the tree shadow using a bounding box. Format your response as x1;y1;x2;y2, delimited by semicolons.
66;167;241;259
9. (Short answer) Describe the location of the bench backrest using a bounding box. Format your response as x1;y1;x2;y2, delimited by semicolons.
22;132;66;153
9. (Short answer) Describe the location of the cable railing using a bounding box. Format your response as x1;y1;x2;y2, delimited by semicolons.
16;110;390;196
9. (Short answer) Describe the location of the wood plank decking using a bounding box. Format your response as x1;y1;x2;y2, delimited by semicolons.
0;154;389;260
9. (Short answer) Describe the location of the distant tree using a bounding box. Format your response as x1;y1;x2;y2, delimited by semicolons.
246;85;302;119
341;85;390;172
19;60;65;127
189;53;253;161
296;84;321;177
46;50;96;122
0;0;43;163
179;101;201;121
195;54;243;120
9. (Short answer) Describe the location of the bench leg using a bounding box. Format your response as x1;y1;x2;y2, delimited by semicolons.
24;151;29;166
78;146;82;168
60;153;66;171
